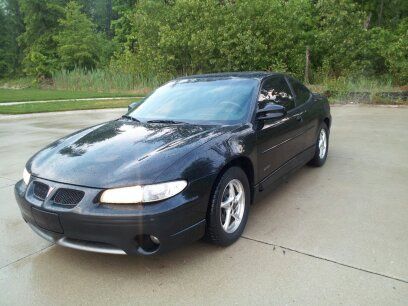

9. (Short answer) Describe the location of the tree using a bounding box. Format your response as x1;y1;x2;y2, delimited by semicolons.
380;18;408;83
0;0;406;85
18;0;66;78
113;0;314;79
112;0;137;46
0;6;13;78
55;1;110;70
354;0;408;28
77;0;115;37
0;0;25;77
312;0;372;78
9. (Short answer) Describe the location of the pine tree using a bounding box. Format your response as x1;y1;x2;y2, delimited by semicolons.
19;0;65;77
55;1;107;70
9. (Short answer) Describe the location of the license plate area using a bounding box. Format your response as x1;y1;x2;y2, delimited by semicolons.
31;207;64;234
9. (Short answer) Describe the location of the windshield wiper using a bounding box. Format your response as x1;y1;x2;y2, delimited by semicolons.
146;119;188;124
121;115;140;122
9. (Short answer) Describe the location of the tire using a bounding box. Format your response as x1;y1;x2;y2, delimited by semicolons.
205;167;250;246
308;122;329;167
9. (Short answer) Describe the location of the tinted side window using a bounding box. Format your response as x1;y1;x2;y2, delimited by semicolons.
289;78;311;106
259;76;295;110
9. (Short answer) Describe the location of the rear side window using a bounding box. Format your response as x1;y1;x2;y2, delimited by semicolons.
259;76;295;110
288;78;311;106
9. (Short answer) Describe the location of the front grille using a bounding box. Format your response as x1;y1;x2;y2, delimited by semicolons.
53;188;84;206
33;181;49;200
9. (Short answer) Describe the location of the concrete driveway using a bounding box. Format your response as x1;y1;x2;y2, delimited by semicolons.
0;106;407;305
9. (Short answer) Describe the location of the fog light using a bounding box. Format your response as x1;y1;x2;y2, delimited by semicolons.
150;235;160;245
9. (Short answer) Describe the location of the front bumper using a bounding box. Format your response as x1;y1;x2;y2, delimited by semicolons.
14;176;214;255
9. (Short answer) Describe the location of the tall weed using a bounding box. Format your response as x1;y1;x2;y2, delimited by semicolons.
52;68;160;94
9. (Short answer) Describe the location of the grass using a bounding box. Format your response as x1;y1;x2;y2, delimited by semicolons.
309;76;396;94
309;76;406;104
51;69;406;104
0;76;34;89
0;88;141;103
0;98;137;114
52;68;158;95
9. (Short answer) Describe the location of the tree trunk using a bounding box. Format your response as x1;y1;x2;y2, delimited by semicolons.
364;12;372;30
377;0;384;26
105;0;113;38
304;46;311;84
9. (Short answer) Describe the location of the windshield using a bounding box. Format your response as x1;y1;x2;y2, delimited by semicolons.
128;78;258;125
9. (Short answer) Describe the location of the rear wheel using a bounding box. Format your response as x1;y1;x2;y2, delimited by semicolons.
308;122;329;167
205;167;250;246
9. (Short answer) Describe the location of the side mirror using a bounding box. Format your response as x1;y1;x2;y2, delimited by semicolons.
256;103;286;121
128;101;142;111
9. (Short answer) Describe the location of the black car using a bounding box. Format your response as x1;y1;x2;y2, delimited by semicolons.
15;72;331;255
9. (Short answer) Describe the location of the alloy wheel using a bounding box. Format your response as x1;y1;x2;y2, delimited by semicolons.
220;179;245;234
318;129;327;159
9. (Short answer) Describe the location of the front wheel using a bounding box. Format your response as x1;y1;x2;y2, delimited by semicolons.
308;122;329;167
205;167;250;246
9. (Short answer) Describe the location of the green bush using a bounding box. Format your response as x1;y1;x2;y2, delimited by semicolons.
109;0;406;85
114;0;314;80
382;18;408;84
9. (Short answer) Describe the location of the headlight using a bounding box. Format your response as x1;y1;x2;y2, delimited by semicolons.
23;168;31;185
100;180;187;204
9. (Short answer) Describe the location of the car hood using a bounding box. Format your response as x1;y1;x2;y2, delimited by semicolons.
28;120;234;188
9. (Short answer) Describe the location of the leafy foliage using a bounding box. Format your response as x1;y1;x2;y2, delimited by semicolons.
18;0;65;77
0;7;13;77
113;0;313;80
113;0;407;84
0;0;406;85
55;1;111;70
381;18;408;84
0;0;24;78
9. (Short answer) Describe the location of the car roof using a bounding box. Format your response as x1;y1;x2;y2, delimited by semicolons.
175;71;283;81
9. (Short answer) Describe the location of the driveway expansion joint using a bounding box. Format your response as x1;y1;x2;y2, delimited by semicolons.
0;245;54;271
241;236;408;284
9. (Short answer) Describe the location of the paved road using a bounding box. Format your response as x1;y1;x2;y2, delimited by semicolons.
0;106;407;305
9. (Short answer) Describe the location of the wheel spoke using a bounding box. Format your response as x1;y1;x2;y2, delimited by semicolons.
221;183;235;208
223;208;232;230
221;197;233;208
234;190;242;203
228;183;235;198
232;210;241;222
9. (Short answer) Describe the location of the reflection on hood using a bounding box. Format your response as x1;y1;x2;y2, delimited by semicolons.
28;120;233;188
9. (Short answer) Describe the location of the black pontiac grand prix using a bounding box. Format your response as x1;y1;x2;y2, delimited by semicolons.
15;72;331;255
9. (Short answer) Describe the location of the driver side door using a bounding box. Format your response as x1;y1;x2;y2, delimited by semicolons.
256;76;305;185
